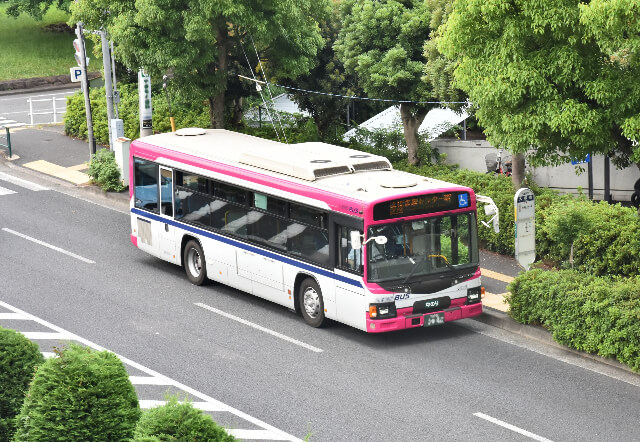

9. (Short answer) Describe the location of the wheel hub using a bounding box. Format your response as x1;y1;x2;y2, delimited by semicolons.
303;287;320;318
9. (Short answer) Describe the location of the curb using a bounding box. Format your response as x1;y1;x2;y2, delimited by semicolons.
475;307;638;376
0;82;81;97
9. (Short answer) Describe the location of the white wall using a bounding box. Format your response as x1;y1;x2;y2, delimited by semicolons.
431;139;640;202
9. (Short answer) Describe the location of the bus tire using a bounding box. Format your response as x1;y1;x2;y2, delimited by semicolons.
299;278;326;328
183;240;207;286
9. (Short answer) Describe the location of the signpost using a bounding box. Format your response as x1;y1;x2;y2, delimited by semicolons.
138;70;152;137
74;23;96;156
514;188;535;270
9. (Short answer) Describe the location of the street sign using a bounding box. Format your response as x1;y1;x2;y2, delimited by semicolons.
514;188;535;270
70;67;83;83
571;153;591;165
138;71;153;136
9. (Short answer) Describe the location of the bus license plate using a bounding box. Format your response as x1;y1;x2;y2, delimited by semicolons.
424;312;445;327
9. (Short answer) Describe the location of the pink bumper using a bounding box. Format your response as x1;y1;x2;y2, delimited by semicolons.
130;234;138;247
365;302;483;333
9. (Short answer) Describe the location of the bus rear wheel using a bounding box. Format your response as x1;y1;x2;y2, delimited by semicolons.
299;278;326;328
184;240;207;286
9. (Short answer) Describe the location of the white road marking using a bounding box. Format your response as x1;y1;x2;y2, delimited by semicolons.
42;352;56;359
195;302;323;353
230;429;290;440
0;91;77;102
0;186;17;196
0;312;25;320
1;228;95;264
474;412;554;442
129;376;172;386
0;300;303;442
22;331;70;340
0;172;49;190
139;400;226;412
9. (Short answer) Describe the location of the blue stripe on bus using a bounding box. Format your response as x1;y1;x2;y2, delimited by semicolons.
131;208;363;288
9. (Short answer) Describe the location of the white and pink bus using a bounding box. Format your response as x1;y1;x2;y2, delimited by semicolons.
129;129;495;333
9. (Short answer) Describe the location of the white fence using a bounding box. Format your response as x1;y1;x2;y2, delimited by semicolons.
27;96;67;125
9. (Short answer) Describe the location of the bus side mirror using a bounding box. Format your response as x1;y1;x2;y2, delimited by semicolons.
350;230;362;250
476;194;500;233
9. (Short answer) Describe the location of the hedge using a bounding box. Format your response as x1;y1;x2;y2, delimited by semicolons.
0;327;44;442
13;343;140;441
134;396;236;441
507;270;640;372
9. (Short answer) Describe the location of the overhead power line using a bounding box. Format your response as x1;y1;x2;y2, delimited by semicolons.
237;75;467;105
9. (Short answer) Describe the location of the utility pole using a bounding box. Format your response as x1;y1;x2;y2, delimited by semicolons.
74;22;96;156
100;30;115;150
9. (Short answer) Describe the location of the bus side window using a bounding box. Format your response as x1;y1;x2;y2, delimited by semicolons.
134;158;159;213
338;226;363;274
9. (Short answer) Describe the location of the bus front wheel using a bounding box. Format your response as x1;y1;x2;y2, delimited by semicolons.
299;278;326;328
184;240;207;286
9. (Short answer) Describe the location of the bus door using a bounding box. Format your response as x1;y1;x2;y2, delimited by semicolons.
334;216;366;330
158;167;178;264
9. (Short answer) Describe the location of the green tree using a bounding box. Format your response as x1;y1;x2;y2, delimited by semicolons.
13;344;140;441
335;0;434;165
4;0;70;19
284;3;360;141
0;327;44;442
439;0;640;172
70;0;328;130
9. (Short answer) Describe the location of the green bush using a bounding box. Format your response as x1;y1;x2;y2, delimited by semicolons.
13;343;140;441
134;395;236;442
64;84;210;145
0;327;44;442
87;148;126;192
507;270;640;372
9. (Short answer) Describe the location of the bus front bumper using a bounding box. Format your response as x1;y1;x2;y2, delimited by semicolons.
365;302;482;333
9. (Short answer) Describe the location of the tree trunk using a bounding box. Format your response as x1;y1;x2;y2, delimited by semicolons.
399;104;428;166
511;152;526;189
231;96;244;129
208;23;229;129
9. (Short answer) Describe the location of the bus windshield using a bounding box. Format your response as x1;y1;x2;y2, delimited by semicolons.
366;212;478;283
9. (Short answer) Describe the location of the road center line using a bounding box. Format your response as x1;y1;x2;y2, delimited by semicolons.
474;412;554;442
1;228;95;264
195;302;323;353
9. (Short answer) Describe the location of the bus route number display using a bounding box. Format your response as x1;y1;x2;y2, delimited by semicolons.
374;192;469;220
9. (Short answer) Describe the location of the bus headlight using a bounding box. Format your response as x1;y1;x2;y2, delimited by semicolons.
369;302;397;320
466;287;482;304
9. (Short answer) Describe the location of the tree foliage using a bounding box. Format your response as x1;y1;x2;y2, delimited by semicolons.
439;0;640;170
0;327;44;442
13;344;140;441
70;0;328;130
4;0;70;19
283;3;356;141
335;0;434;165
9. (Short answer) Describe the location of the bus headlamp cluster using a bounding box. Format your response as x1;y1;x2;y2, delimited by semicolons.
369;302;397;319
466;287;482;304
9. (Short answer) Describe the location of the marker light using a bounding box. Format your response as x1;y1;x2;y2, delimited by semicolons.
369;305;378;318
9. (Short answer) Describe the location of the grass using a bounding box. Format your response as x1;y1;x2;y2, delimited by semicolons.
0;5;93;81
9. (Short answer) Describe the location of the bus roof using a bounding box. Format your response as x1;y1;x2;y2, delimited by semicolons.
133;129;471;205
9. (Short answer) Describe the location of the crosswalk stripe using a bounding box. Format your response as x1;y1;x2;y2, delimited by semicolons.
0;312;26;319
22;332;69;340
0;186;17;196
128;376;172;385
0;172;49;191
138;400;227;412
228;429;289;440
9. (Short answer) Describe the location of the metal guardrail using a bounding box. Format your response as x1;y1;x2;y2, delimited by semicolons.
0;117;26;159
27;96;67;125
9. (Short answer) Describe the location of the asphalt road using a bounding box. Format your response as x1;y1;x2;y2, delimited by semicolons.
0;164;638;442
0;88;78;126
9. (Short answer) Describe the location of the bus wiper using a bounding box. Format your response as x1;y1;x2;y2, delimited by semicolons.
402;257;427;284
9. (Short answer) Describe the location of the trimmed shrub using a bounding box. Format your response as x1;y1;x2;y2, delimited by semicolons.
134;395;236;441
0;327;44;442
507;270;640;372
13;343;140;441
87;148;126;192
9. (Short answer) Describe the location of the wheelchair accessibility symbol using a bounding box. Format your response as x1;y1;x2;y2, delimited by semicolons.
458;193;469;208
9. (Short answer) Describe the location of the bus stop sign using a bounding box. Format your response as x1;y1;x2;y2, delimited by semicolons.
515;188;535;270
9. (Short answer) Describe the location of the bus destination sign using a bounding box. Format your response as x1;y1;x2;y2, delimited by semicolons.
373;192;470;221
